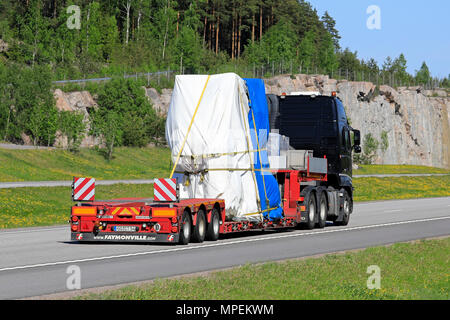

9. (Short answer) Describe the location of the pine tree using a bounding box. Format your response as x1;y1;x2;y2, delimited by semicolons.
415;62;431;85
321;11;340;50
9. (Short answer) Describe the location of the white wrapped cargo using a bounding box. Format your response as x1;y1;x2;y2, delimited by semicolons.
165;73;261;220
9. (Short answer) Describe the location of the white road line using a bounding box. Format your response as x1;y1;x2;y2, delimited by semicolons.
384;209;402;213
0;216;449;273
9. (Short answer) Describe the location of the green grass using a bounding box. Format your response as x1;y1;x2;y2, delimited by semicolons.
353;176;450;201
76;237;450;300
1;176;448;229
0;184;154;229
0;147;171;182
354;164;450;175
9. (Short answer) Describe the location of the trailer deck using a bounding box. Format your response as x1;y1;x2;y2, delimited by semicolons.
70;167;333;244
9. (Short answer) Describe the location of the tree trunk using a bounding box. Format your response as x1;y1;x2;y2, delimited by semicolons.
108;137;115;160
252;14;255;44
53;0;57;19
212;9;215;52
271;5;274;26
32;38;37;67
86;5;90;53
162;0;170;60
259;6;263;39
231;14;235;59
215;15;220;55
203;8;207;45
137;8;142;41
238;15;242;58
208;19;212;50
176;11;180;37
125;1;131;45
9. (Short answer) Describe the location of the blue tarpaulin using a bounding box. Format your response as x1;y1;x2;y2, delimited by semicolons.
244;78;283;220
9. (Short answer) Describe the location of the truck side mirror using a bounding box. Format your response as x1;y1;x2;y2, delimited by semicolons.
353;130;361;146
353;145;362;153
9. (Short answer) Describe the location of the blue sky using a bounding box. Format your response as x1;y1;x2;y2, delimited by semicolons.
307;0;450;78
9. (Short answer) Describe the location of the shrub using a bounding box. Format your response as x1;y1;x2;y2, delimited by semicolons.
354;133;379;165
90;78;165;159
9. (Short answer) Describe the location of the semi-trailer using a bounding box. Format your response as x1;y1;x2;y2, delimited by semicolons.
70;88;361;245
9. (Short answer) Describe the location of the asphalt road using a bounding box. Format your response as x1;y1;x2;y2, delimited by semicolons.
0;197;449;299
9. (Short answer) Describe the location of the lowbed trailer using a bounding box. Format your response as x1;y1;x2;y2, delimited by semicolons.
70;155;351;245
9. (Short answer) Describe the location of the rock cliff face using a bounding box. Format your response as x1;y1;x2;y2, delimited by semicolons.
55;74;450;168
264;75;450;169
53;89;100;148
143;87;172;114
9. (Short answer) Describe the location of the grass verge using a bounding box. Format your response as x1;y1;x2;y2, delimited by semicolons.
1;147;447;183
0;147;171;182
354;164;450;175
0;184;154;229
75;237;450;300
353;176;450;202
1;176;449;229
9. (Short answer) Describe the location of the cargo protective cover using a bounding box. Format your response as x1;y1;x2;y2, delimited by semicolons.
165;73;282;221
244;78;283;220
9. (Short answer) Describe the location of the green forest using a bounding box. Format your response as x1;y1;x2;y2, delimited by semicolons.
0;0;448;151
1;0;447;81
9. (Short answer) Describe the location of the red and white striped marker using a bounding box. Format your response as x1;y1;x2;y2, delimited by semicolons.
72;177;95;201
154;178;177;202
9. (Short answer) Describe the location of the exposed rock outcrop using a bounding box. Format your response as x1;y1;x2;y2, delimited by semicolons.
264;74;450;169
143;87;172;114
0;39;8;52
53;89;100;148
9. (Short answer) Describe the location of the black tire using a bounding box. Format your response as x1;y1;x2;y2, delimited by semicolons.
316;190;328;229
335;189;352;226
192;209;206;243
206;208;220;241
300;188;317;230
179;210;192;245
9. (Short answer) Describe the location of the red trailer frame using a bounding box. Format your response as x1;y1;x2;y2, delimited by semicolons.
70;168;328;244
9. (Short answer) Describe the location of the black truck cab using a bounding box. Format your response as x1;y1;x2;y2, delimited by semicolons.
266;92;361;196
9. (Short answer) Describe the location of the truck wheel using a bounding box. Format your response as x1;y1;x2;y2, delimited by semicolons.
192;209;206;243
206;208;220;241
302;188;317;230
316;190;328;229
179;210;192;245
335;190;352;226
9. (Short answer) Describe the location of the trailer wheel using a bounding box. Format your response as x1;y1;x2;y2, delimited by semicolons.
179;210;192;245
316;190;328;229
206;208;220;241
335;190;351;226
192;209;206;243
300;188;317;230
